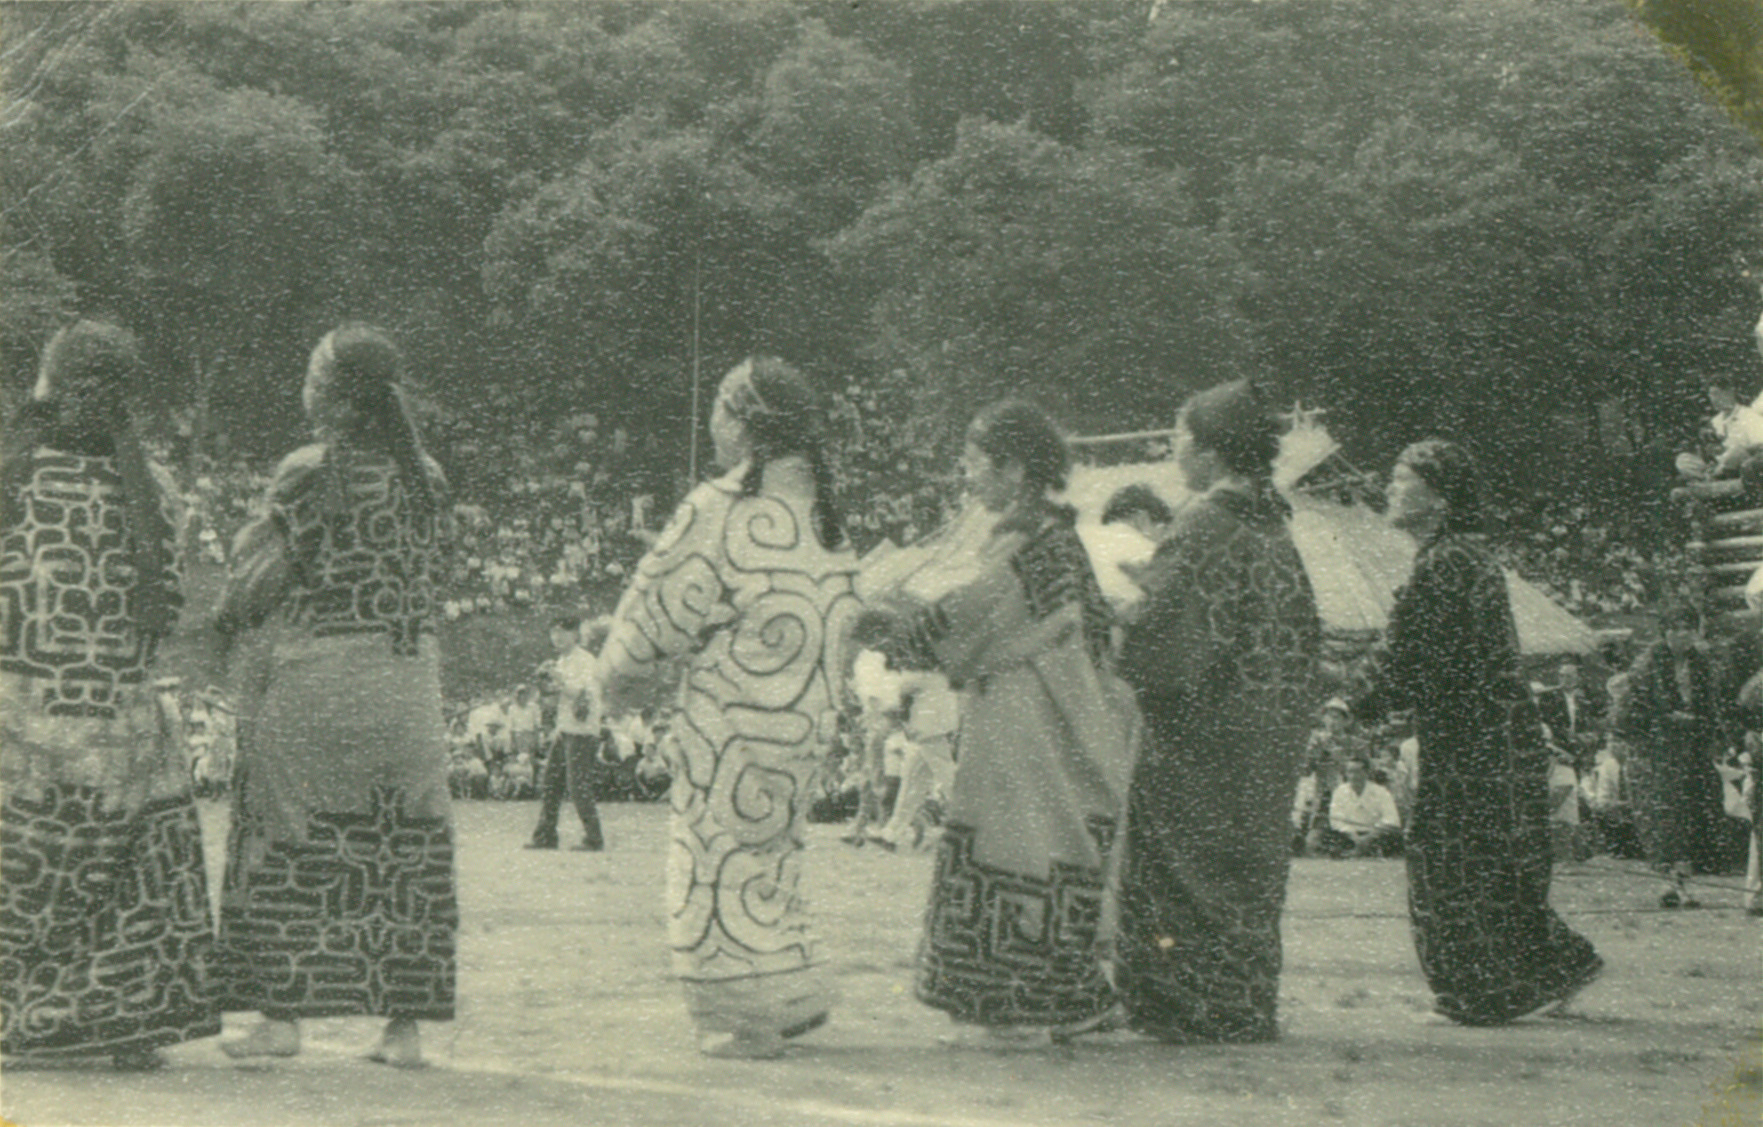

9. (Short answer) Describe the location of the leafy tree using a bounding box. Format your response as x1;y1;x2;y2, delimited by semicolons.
829;118;1248;438
1626;0;1763;144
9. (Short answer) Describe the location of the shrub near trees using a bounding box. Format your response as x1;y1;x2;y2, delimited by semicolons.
2;0;1759;562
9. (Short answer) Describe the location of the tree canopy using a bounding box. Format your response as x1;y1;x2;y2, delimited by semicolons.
3;0;1759;535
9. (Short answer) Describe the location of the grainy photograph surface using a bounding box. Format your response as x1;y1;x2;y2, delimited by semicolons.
1;2;1760;1126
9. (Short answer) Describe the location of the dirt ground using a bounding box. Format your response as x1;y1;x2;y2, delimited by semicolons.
3;801;1758;1127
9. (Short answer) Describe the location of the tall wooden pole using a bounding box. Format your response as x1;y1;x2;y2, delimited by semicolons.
688;249;703;482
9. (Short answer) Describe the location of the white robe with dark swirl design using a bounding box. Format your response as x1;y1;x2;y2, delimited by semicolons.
602;467;859;1027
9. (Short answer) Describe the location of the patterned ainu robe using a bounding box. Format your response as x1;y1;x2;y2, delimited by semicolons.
1;448;219;1054
1353;530;1600;1026
212;444;458;1021
869;502;1136;1029
1113;482;1320;1043
599;466;861;1037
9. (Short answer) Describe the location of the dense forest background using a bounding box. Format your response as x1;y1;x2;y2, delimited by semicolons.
4;0;1761;560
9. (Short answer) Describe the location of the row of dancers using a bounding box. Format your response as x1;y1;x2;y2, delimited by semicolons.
2;319;1605;1068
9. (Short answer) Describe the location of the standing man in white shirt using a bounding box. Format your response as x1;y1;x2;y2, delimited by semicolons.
527;613;610;851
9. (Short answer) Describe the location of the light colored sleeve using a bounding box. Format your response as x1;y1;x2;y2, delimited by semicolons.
600;483;735;714
1327;784;1353;833
1376;786;1402;829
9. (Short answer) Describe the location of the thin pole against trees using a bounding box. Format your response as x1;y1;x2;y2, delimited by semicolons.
688;248;703;482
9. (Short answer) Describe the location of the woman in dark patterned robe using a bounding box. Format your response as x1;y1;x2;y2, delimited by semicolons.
859;401;1138;1045
1112;379;1321;1043
1614;604;1739;906
1;322;218;1069
1353;440;1601;1026
211;326;457;1066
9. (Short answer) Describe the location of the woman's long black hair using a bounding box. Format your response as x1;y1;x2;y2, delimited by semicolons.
728;357;846;551
304;324;443;520
2;321;179;640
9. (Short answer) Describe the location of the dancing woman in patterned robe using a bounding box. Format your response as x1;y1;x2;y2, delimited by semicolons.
211;326;457;1066
1;322;218;1068
859;401;1137;1040
1112;380;1321;1044
599;358;861;1060
1353;441;1601;1026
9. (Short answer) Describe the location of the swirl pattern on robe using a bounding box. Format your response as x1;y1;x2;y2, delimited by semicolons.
602;469;860;990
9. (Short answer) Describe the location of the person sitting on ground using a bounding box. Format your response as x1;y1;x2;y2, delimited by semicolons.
1313;756;1403;858
467;695;511;767
1370;742;1415;826
1291;756;1323;855
504;749;537;799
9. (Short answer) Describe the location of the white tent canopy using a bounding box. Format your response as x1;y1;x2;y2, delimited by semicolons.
1060;450;1599;657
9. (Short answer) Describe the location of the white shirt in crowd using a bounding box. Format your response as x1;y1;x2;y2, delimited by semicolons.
1291;774;1319;830
1581;748;1623;813
1328;781;1401;838
466;702;510;754
553;645;603;737
609;713;650;761
506;699;542;735
852;648;904;717
1549;761;1580;825
881;730;911;780
899;671;959;739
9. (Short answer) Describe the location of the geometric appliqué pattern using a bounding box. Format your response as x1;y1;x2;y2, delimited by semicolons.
1;786;218;1054
915;820;1116;1027
216;784;457;1020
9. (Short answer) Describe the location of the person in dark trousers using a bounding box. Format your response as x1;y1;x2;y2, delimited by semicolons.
527;614;609;851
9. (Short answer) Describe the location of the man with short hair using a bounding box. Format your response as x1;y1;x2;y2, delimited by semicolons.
1537;655;1604;774
1101;484;1175;544
526;613;610;851
1316;756;1403;858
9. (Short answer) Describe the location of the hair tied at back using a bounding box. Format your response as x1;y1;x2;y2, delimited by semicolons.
304;324;442;520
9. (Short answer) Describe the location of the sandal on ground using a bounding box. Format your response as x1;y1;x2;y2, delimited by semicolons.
112;1047;166;1071
779;1011;829;1040
698;1031;787;1060
220;1019;300;1060
937;1024;1049;1049
1050;1003;1129;1044
366;1018;425;1069
1544;956;1606;1017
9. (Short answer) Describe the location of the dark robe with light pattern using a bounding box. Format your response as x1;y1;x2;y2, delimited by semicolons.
1113;482;1320;1043
1354;529;1600;1026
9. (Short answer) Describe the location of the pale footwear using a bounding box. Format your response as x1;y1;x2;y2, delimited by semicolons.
698;1030;787;1060
937;1023;1051;1049
221;1018;300;1059
367;1017;424;1068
